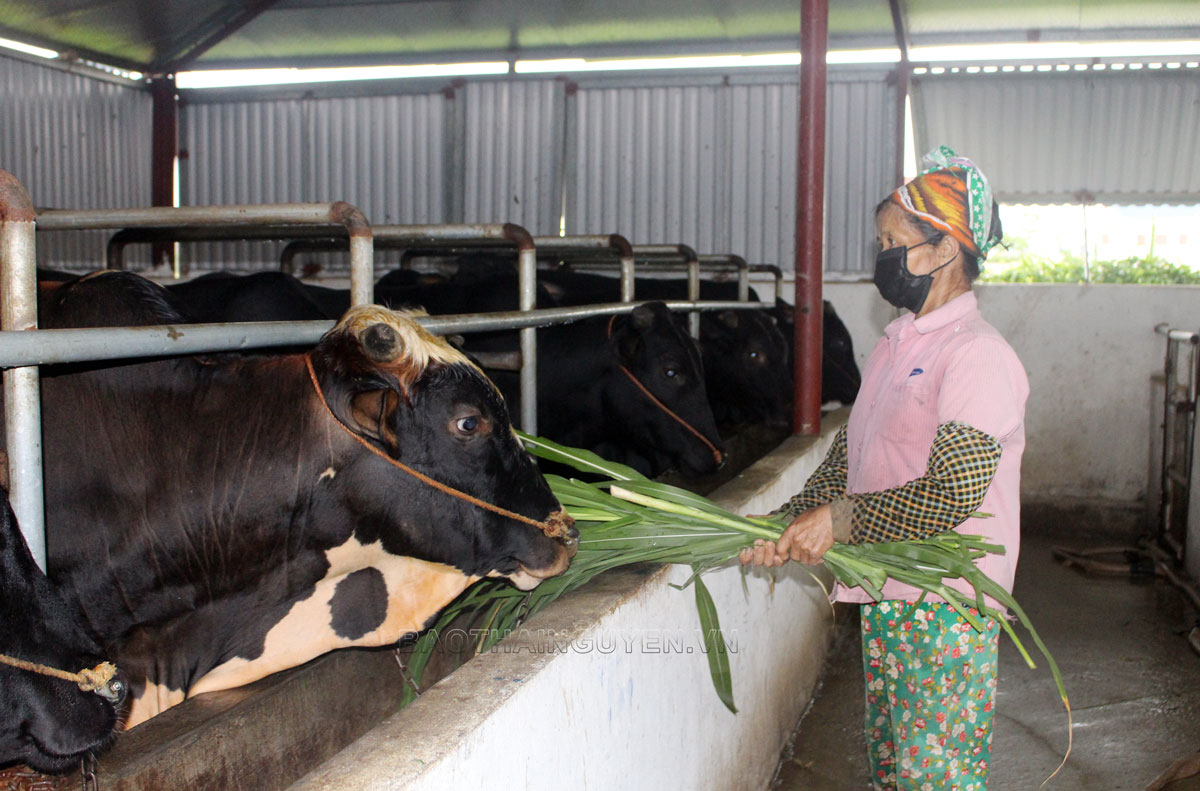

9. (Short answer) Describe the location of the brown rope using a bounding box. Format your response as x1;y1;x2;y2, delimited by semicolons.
0;653;117;695
607;316;724;467
305;355;572;539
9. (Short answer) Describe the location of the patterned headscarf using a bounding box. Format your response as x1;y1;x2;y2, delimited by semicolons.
891;145;1000;259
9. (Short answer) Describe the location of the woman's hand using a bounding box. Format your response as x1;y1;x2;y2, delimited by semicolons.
739;504;834;567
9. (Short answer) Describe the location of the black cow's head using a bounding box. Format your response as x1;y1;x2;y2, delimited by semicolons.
607;302;725;479
310;307;576;591
0;497;119;773
772;298;861;407
700;309;793;430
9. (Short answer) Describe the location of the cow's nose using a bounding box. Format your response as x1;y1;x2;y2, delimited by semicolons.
561;524;580;558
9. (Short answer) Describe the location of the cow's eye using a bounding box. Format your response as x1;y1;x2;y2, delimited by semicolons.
748;350;759;360
454;415;480;435
664;367;677;378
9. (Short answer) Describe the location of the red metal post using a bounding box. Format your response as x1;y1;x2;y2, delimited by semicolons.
150;75;179;271
792;0;828;435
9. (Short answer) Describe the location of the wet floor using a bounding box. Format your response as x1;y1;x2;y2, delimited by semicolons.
773;520;1200;791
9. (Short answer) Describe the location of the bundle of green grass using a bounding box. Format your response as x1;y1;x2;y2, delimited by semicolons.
404;433;1069;773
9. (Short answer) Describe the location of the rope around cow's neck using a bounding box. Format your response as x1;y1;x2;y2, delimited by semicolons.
304;354;572;540
606;316;724;467
0;653;119;698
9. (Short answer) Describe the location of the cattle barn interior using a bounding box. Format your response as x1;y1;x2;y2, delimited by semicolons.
1;0;1200;788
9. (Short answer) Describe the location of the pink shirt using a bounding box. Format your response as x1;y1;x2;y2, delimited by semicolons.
837;291;1029;605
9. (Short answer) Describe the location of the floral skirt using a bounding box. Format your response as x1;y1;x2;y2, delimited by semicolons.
861;600;999;791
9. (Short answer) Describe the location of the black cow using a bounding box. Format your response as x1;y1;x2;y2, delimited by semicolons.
536;269;794;429
167;271;331;322
28;272;575;727
474;301;726;479
771;298;861;407
699;309;793;429
1;491;120;772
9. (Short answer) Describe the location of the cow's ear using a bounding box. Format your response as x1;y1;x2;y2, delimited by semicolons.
346;387;401;448
718;310;739;330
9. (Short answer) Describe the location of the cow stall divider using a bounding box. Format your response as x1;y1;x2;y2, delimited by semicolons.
0;170;766;572
632;244;701;337
114;222;542;434
751;264;787;303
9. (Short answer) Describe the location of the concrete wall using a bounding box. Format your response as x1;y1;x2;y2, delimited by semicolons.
823;281;1199;505
289;413;846;791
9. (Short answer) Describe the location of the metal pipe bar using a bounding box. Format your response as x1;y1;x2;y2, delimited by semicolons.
750;265;785;303
95;221;545;430
698;255;751;302
632;245;700;336
43;204;375;306
532;235;636;303
793;0;829;436
1155;323;1200;344
0;302;761;369
0;171;46;569
516;242;538;434
366;224;541;432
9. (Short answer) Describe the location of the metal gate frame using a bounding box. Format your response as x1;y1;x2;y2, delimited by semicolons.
1;169;761;570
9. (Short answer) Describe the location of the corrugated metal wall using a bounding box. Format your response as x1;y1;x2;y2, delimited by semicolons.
1;56;895;278
458;80;565;235
568;83;727;255
179;70;895;276
0;54;151;268
181;92;449;271
567;71;897;276
913;70;1200;204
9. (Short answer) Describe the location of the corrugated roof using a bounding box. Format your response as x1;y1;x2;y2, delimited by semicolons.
1;0;1198;73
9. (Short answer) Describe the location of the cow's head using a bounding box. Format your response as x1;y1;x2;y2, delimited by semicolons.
701;309;792;430
821;300;861;406
310;306;576;591
771;298;861;407
608;302;725;479
0;498;119;773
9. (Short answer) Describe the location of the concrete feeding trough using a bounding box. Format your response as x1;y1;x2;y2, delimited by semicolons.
78;411;846;791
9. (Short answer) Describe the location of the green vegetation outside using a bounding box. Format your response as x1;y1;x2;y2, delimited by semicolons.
980;235;1200;285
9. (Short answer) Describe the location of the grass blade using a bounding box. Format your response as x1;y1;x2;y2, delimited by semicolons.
693;571;736;714
518;430;648;481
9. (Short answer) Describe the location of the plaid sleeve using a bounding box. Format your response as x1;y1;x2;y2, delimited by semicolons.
844;421;1001;544
771;424;848;519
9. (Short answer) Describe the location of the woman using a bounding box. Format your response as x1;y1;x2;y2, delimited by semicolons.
742;146;1028;791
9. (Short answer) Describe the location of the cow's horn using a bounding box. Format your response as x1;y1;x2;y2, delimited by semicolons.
361;323;402;361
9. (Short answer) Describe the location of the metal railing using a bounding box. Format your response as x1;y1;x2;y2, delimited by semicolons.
1;170;769;569
1155;323;1200;562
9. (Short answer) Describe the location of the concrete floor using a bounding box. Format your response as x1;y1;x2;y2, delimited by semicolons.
773;520;1200;791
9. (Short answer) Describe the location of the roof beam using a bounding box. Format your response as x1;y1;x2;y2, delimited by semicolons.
152;0;284;73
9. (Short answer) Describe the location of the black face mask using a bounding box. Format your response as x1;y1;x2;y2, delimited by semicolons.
872;240;951;314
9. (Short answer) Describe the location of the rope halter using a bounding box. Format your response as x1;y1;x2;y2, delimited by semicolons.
606;315;725;468
305;354;574;541
0;653;124;703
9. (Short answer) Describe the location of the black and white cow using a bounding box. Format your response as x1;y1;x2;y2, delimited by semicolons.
26;272;575;728
1;490;120;772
